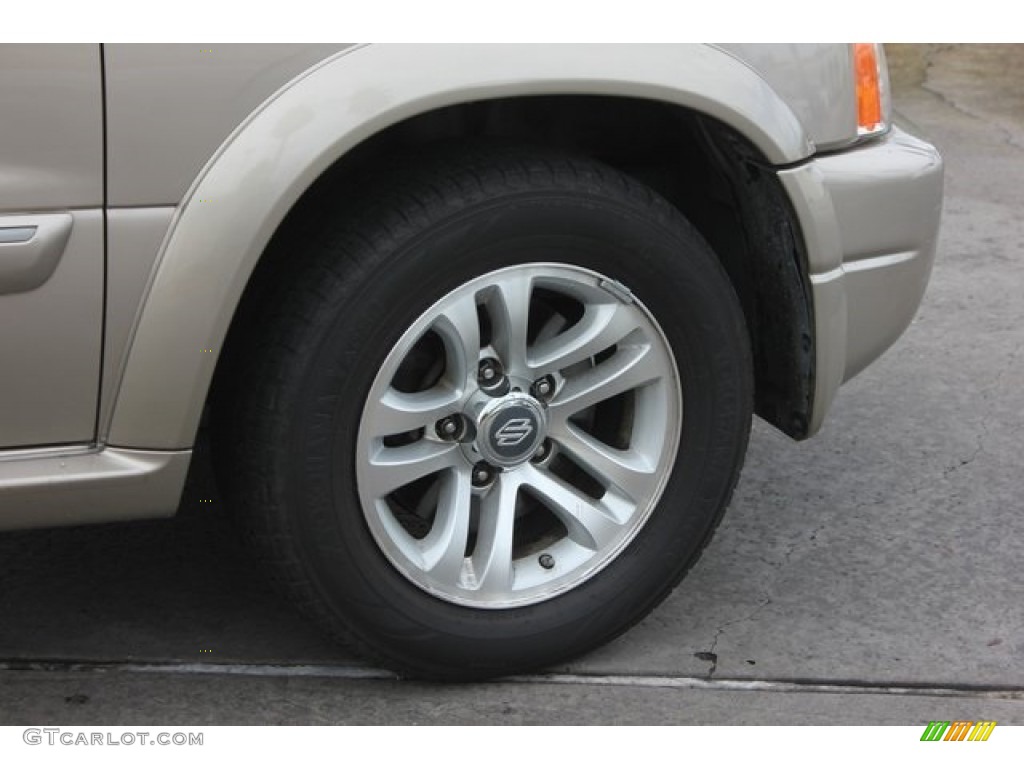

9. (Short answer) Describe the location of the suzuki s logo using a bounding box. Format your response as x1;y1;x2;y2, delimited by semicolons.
494;418;534;447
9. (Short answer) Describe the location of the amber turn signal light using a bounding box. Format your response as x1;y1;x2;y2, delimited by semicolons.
854;43;885;134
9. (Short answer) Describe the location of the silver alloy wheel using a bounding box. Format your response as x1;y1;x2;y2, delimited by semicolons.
356;264;681;608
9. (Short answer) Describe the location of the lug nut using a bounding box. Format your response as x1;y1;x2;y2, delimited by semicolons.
472;463;496;487
435;415;464;441
478;358;510;396
539;553;555;570
531;375;556;402
531;439;552;463
478;358;501;383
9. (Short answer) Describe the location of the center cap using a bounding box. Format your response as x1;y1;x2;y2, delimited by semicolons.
475;393;547;468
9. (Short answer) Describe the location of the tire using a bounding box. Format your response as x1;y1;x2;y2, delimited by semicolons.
217;146;753;680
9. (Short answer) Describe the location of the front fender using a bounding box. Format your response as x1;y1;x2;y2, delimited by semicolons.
106;43;812;449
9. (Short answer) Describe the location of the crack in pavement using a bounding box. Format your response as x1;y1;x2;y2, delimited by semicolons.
942;336;1024;478
692;505;833;680
691;507;837;680
516;673;1024;701
919;47;1024;154
2;659;1022;700
696;594;774;680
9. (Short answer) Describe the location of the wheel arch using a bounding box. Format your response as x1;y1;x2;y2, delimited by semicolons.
106;43;815;450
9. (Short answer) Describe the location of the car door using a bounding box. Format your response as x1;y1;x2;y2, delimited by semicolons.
0;44;104;449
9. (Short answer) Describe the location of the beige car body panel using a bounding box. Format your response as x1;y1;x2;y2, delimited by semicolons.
717;44;865;152
0;45;103;211
100;44;349;441
0;45;104;448
0;43;942;531
105;44;349;206
0;445;190;530
804;129;943;385
0;211;104;448
100;207;176;434
779;128;943;432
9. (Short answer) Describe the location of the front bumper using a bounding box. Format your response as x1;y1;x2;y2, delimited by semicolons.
779;127;944;434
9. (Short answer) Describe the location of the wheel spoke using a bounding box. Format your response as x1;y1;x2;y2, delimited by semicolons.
488;274;533;373
548;343;664;422
419;467;473;583
471;472;520;593
431;292;481;386
364;441;461;498
527;302;640;376
548;422;656;503
518;463;623;551
365;386;462;438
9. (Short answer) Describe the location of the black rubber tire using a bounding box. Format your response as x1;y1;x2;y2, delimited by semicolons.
216;146;753;680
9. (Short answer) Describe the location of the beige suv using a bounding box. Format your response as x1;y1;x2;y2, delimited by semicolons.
0;44;942;679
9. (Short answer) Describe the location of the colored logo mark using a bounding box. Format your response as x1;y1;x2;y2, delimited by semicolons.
920;721;996;742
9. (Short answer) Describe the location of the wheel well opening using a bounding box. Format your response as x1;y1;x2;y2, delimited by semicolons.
213;95;814;440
